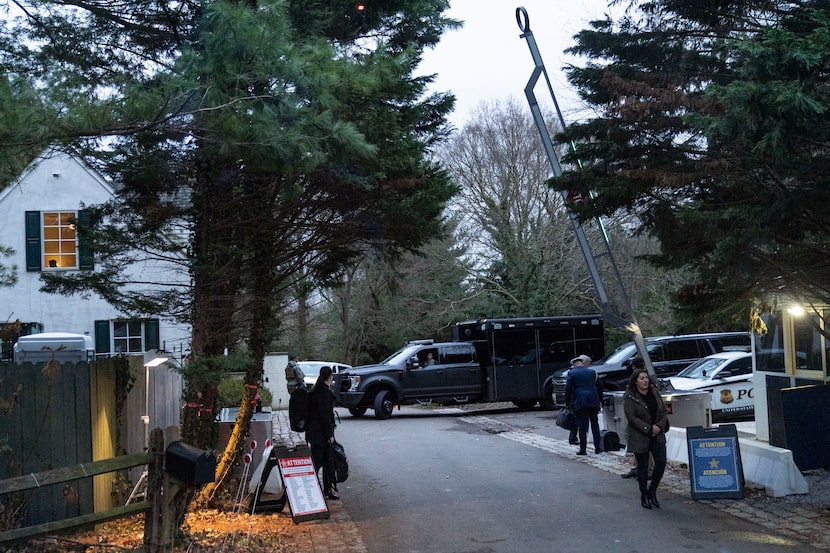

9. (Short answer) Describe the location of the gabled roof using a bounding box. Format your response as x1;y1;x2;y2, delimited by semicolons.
0;147;116;205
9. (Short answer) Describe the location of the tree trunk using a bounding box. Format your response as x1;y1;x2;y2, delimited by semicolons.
193;175;277;507
182;164;241;448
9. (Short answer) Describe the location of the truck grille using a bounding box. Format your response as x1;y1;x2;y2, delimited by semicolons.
332;374;351;397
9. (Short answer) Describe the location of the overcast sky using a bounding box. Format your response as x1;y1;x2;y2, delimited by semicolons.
418;0;614;129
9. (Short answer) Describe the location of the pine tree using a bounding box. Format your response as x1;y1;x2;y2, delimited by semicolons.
552;1;830;327
1;0;459;506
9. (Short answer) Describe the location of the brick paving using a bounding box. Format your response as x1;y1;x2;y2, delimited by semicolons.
271;408;830;552
270;412;369;553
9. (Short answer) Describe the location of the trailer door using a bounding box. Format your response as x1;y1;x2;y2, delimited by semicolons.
489;328;539;399
536;327;578;384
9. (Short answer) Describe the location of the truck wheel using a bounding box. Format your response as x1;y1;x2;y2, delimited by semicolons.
349;406;367;417
512;399;537;410
374;390;394;420
540;382;556;410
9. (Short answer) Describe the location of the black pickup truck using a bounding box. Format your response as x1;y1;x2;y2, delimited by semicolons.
332;340;482;418
332;315;606;419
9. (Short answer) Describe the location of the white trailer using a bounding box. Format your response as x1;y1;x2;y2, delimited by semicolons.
13;332;95;364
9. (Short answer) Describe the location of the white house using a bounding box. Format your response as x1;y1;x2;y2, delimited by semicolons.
0;149;191;361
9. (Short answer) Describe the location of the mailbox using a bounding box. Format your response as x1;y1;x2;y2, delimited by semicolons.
165;441;216;485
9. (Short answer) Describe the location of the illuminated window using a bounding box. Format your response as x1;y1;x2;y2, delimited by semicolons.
756;312;786;373
42;211;77;269
26;210;93;272
793;312;825;373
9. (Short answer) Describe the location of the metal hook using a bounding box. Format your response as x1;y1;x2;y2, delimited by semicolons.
516;6;530;33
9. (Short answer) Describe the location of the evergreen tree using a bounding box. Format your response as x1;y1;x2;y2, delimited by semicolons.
0;245;16;288
552;1;830;327
1;0;459;506
328;218;474;365
0;73;53;185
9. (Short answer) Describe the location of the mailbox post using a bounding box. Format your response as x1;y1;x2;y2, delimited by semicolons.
165;442;216;485
158;441;216;545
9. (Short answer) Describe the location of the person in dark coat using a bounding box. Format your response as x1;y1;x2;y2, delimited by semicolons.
305;365;339;500
620;357;653;479
567;354;592;445
623;366;669;509
285;355;305;394
564;355;603;455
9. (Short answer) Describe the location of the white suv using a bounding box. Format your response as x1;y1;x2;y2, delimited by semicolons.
298;361;352;389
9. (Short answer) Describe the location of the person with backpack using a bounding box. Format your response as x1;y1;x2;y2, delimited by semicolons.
305;365;339;500
285;355;305;394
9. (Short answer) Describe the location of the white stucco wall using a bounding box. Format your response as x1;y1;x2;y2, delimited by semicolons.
0;150;190;353
263;353;289;409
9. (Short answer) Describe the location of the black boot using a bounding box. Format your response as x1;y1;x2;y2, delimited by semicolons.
640;492;652;509
648;488;660;508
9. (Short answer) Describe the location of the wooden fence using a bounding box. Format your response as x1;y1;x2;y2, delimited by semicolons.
0;356;182;528
119;356;183;483
0;428;167;550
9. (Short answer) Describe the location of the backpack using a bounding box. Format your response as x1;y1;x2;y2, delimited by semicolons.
329;440;349;483
288;385;310;432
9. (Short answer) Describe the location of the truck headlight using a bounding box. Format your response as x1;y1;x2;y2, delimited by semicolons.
349;375;360;391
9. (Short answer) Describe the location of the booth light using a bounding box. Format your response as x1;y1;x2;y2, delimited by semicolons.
787;305;806;317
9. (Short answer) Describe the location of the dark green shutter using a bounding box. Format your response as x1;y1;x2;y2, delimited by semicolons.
94;320;110;353
25;211;41;272
77;209;94;270
144;319;160;351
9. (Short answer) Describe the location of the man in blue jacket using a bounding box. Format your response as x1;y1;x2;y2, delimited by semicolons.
564;354;603;455
566;355;590;445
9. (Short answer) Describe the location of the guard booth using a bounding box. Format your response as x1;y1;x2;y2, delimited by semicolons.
754;302;830;470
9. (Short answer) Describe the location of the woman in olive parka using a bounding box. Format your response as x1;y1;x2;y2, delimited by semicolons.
623;364;669;509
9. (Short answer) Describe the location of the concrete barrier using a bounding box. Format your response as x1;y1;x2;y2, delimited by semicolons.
666;427;808;498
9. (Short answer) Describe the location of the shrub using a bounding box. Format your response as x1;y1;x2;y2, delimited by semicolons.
216;376;273;414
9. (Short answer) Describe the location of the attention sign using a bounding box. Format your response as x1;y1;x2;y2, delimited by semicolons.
686;424;744;500
278;454;330;523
